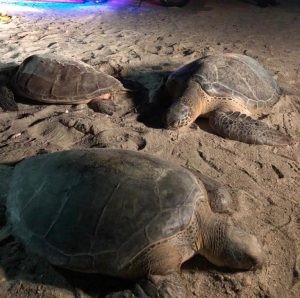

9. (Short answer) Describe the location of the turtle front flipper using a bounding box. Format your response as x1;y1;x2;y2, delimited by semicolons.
209;110;293;146
135;274;187;298
198;174;234;214
165;80;205;129
106;273;187;298
186;166;234;214
88;97;117;115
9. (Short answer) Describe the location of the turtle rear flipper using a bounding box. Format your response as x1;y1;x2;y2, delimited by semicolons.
209;110;293;146
0;85;18;111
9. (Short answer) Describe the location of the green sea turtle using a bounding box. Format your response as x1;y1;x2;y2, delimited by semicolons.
158;53;293;146
0;54;125;112
0;149;263;297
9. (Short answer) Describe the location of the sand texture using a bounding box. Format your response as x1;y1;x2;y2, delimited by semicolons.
0;0;299;297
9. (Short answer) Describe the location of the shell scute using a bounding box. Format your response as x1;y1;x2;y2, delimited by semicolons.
171;53;281;108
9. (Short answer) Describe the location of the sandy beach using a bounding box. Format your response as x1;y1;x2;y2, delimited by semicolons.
0;0;299;297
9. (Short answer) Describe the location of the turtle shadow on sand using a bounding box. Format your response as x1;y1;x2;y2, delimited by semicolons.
0;252;239;298
117;76;151;117
0;228;255;298
0;249;134;297
0;237;252;297
119;67;174;129
58;255;242;296
0;214;128;297
0;231;130;296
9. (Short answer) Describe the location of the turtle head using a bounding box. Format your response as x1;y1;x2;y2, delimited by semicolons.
165;101;193;129
200;219;264;270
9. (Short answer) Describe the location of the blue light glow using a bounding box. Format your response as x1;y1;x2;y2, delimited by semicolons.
0;0;137;16
0;0;103;11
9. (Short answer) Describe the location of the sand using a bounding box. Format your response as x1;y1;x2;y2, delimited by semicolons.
0;0;299;297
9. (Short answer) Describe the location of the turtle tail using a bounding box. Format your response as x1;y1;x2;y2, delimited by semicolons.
209;110;294;146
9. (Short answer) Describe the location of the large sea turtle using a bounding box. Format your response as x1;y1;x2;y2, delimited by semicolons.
0;54;125;112
0;149;263;297
157;53;293;146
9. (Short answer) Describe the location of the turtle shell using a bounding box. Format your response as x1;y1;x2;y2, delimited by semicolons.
12;54;122;104
6;149;205;275
169;53;281;109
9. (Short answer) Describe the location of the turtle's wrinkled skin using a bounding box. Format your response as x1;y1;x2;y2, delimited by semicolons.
0;149;263;297
0;54;124;110
160;53;293;146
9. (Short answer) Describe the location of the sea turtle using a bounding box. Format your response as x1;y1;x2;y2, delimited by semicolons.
0;54;125;112
0;149;263;297
157;53;293;146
